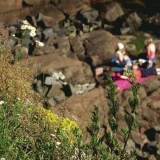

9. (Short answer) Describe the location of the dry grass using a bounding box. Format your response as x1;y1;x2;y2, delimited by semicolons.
0;29;41;104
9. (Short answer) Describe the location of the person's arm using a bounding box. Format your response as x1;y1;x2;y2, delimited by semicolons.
147;46;150;59
120;75;129;79
117;51;124;62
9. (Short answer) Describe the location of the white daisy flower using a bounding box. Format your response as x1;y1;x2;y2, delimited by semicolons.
21;25;27;30
23;20;29;25
31;26;36;31
35;40;44;47
30;31;36;37
38;42;44;47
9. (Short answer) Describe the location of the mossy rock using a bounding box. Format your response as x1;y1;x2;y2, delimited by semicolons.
128;36;147;55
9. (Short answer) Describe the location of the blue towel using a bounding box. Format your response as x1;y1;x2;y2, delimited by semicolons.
111;58;134;71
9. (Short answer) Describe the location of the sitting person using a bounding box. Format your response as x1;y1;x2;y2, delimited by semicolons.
120;61;160;80
114;43;132;68
144;38;156;61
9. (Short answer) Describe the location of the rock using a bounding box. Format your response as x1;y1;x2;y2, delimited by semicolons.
43;28;57;40
69;36;85;61
148;13;160;25
142;107;157;124
56;0;83;17
65;26;76;36
126;139;136;153
40;14;58;28
23;0;50;6
104;2;124;22
82;23;90;33
147;100;160;109
63;62;94;84
123;12;142;30
142;78;160;95
81;30;119;66
50;86;108;141
53;36;71;55
46;84;66;103
154;125;160;132
120;27;133;34
79;8;99;23
38;5;65;22
0;0;22;14
131;132;148;149
138;86;148;100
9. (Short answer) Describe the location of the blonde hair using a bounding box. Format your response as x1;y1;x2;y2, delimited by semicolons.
147;38;153;44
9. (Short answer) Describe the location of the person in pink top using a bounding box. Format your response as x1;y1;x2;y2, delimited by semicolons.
145;38;156;61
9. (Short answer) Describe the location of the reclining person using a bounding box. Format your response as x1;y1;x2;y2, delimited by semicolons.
120;62;160;80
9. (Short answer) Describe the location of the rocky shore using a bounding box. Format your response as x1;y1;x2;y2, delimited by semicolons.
1;0;160;159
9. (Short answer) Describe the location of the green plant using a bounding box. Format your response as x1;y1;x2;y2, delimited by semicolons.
85;69;141;160
0;97;84;159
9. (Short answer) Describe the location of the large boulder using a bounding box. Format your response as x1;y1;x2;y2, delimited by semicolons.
69;37;85;61
81;30;119;66
0;0;22;14
38;5;65;22
104;2;124;23
123;12;142;30
50;86;108;141
55;0;83;17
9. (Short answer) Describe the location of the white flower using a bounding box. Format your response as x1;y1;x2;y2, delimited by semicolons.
55;142;61;146
52;72;59;80
38;42;44;47
23;20;29;25
17;98;20;101
0;101;4;105
30;26;36;32
30;31;36;37
21;25;27;30
35;40;44;47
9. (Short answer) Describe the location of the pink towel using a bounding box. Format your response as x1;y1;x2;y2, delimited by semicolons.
112;72;154;90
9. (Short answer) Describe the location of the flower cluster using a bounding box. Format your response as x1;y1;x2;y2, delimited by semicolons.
21;20;36;37
30;107;82;145
21;20;44;47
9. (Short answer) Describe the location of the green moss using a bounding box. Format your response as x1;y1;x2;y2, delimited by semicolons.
128;36;147;55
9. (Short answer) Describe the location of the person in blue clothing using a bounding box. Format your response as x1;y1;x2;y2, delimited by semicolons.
114;43;132;68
